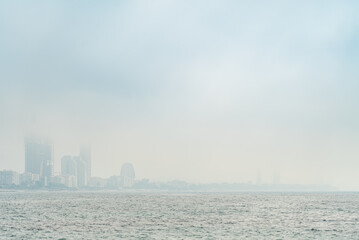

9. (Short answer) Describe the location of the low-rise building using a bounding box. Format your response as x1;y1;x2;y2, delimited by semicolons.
20;172;40;186
0;171;20;186
107;175;121;188
63;175;77;188
88;177;107;188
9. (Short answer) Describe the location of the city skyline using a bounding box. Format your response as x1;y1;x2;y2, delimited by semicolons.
1;135;305;186
0;135;342;190
2;135;287;186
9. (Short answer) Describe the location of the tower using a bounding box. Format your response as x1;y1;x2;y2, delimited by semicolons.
79;145;91;182
120;163;135;188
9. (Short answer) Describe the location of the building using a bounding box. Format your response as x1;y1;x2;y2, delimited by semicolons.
107;163;135;189
61;154;89;187
88;177;107;188
25;136;54;182
20;172;40;186
63;175;77;188
107;175;121;188
61;156;77;176
76;157;88;187
80;145;91;183
0;171;20;186
120;163;135;188
51;175;65;186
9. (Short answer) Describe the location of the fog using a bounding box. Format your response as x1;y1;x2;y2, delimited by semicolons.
1;1;359;190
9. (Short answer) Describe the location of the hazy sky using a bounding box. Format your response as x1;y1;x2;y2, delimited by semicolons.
1;1;359;190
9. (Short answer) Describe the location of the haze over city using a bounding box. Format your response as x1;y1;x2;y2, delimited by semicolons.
1;1;359;190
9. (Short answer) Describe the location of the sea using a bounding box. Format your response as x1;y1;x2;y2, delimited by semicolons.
0;191;358;239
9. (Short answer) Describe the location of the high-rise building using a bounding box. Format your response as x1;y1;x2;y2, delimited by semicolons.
61;154;88;187
80;145;91;182
25;136;54;180
76;156;88;187
120;163;135;188
61;156;78;188
61;156;77;176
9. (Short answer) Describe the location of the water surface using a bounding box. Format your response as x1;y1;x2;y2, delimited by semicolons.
0;191;358;239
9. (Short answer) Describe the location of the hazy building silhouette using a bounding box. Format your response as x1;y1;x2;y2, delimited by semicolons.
61;156;78;187
75;156;88;187
80;145;91;183
88;177;107;188
61;156;77;176
107;175;121;189
106;163;135;189
0;171;19;186
61;155;88;187
63;175;77;188
120;163;135;188
25;137;54;184
51;175;65;186
20;172;40;186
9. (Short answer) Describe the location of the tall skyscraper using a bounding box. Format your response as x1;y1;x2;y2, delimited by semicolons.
79;145;91;182
25;136;54;179
61;156;77;176
61;155;84;187
61;154;89;188
75;156;88;187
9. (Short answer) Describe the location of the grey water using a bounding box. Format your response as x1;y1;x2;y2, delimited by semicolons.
0;192;358;239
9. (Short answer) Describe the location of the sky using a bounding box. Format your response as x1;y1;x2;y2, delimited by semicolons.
1;0;359;190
